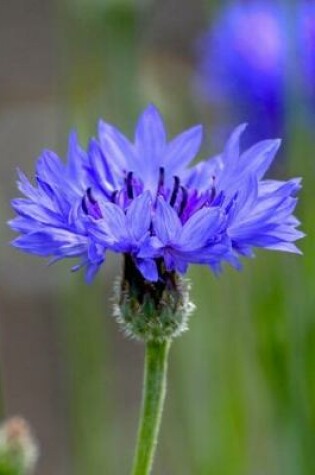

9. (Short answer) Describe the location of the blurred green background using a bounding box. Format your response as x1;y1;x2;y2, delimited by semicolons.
0;1;314;474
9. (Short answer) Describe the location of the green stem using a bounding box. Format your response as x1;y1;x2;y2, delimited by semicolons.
131;339;171;475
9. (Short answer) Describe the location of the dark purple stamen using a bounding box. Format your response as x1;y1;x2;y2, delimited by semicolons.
210;176;216;203
212;190;225;207
81;196;88;214
111;190;118;203
87;187;97;204
170;176;180;207
178;186;188;216
126;171;134;199
225;192;238;214
82;188;102;219
158;167;165;189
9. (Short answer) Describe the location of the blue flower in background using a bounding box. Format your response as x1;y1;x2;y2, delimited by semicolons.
196;2;287;144
9;105;303;282
300;2;315;114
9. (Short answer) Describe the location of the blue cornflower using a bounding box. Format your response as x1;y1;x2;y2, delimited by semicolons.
300;2;315;116
196;2;287;144
9;105;303;283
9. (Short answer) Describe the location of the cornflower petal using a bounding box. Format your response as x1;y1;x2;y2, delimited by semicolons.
98;119;137;173
67;131;89;188
136;258;158;282
178;207;224;250
154;197;182;243
222;123;247;166
126;192;152;242
239;138;281;179
88;138;117;194
16;169;40;201
91;202;127;245
163;125;203;172
135;104;167;184
12;229;88;257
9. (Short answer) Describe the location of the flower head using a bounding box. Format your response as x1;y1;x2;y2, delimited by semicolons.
9;104;303;285
0;417;39;474
300;2;315;114
196;2;287;143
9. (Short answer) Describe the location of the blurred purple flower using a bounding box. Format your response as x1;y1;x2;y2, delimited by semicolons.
300;2;315;112
196;2;288;143
9;105;303;282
